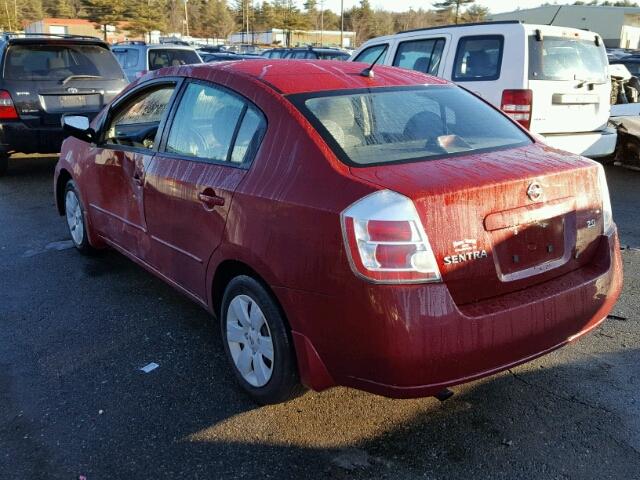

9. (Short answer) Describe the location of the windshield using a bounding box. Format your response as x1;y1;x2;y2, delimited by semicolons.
295;86;530;166
4;44;124;81
148;49;201;70
529;36;608;82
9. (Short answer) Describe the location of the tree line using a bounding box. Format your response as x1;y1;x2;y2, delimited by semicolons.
3;0;489;45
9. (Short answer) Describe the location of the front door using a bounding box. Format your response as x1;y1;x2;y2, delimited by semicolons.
86;82;178;259
144;80;267;301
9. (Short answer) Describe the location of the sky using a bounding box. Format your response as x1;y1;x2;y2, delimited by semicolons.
316;0;547;15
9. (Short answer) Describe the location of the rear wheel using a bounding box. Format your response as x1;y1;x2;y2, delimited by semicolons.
0;153;8;177
220;275;304;404
64;180;95;255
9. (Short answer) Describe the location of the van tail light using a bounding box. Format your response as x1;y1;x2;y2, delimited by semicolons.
0;90;18;120
341;190;442;284
501;89;532;130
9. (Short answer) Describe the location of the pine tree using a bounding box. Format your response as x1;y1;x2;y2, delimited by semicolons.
82;0;127;40
126;0;167;38
55;0;74;18
433;0;475;24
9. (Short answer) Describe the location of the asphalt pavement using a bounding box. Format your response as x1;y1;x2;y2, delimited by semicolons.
0;156;638;480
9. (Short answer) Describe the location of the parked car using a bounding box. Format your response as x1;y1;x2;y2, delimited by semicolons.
351;21;615;159
55;60;622;404
284;47;350;60
0;33;128;176
261;48;289;59
200;52;260;62
112;42;202;82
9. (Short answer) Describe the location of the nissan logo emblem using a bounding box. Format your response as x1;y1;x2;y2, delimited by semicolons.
527;182;543;201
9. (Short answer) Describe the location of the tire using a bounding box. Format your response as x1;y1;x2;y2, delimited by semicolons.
64;180;96;255
220;275;304;404
0;153;8;177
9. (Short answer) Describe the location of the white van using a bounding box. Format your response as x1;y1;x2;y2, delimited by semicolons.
350;21;615;158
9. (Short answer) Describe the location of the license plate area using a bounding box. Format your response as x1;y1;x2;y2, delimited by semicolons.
40;93;100;112
491;215;566;276
59;95;87;108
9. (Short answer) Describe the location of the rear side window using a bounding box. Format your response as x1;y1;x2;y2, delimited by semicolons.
317;52;349;61
354;44;388;64
295;86;530;166
166;82;264;165
452;36;504;82
393;38;445;75
148;49;200;70
113;48;139;69
4;44;124;81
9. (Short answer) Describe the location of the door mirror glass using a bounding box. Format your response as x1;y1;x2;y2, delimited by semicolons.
62;115;94;143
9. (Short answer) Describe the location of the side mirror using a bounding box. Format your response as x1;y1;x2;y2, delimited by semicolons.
62;115;95;143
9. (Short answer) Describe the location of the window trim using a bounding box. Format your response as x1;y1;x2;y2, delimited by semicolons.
392;37;446;75
353;43;389;64
157;78;267;170
97;77;184;155
451;34;504;82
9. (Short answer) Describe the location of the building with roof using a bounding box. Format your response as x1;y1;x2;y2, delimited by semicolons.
24;18;131;43
229;28;356;48
490;5;640;49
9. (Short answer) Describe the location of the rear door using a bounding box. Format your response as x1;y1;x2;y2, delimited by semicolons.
527;31;610;134
2;41;127;126
143;80;267;301
391;35;450;77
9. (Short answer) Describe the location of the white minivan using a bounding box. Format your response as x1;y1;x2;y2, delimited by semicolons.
350;21;615;158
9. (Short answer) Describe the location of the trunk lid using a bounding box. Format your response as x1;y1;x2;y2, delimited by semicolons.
350;144;604;305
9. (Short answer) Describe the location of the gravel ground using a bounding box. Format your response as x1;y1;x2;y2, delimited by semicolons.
0;156;638;480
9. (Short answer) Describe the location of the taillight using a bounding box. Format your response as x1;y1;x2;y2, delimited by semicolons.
597;163;614;234
501;89;532;129
0;90;18;120
341;190;442;284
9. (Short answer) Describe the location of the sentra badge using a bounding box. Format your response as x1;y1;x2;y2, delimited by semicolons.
443;239;488;265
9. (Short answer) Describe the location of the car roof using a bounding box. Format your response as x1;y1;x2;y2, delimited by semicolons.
170;59;448;95
2;36;108;48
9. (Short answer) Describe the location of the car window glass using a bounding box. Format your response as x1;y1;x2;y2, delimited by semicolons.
113;48;139;69
148;49;200;70
354;44;388;64
453;36;503;81
4;44;123;81
528;36;607;82
393;38;445;75
166;82;245;161
104;85;175;149
230;106;266;164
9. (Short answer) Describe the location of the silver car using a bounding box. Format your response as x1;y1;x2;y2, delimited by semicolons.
112;42;202;82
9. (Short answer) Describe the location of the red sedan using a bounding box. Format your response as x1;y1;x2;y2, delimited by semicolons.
54;60;623;404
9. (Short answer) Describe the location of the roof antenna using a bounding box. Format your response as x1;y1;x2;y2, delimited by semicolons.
360;48;386;78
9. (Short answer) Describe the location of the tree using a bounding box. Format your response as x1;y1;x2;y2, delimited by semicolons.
82;0;127;40
127;0;167;39
462;4;488;23
433;0;475;24
202;0;236;39
55;0;75;17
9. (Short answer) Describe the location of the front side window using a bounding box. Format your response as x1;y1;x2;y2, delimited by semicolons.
453;36;504;81
4;44;124;81
528;36;607;83
148;49;201;70
104;85;175;149
165;82;264;164
294;86;530;166
393;38;445;75
354;44;388;64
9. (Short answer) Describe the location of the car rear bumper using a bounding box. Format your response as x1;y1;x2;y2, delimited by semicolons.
541;127;617;158
278;229;623;398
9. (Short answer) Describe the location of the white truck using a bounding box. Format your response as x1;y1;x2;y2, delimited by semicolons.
350;21;615;158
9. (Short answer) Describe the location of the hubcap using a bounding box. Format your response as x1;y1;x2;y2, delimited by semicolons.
65;190;84;246
226;294;274;387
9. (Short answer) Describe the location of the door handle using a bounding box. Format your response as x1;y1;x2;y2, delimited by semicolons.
198;190;225;209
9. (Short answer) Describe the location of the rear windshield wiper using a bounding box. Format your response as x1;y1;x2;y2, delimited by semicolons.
574;75;607;87
61;75;102;85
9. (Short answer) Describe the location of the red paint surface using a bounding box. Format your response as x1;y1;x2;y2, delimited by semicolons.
55;60;623;398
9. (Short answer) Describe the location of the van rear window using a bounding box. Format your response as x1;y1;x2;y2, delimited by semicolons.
528;36;607;83
292;86;530;167
148;49;201;70
4;44;124;81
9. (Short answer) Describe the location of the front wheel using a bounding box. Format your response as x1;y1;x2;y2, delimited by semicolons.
64;180;95;255
220;275;304;404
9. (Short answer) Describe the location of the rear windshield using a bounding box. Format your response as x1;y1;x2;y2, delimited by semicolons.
4;44;124;81
317;51;349;60
113;48;139;69
294;86;530;166
529;35;607;83
148;49;201;70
